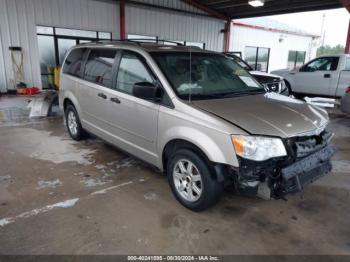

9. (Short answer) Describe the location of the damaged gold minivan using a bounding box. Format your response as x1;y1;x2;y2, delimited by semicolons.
59;41;335;211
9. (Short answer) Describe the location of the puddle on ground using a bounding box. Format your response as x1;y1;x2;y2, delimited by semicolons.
0;176;11;183
7;128;96;165
94;164;107;170
144;192;159;201
36;179;63;189
80;178;110;188
332;160;350;174
106;157;139;169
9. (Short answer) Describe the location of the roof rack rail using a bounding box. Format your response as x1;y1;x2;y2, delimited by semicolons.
127;39;203;49
77;39;141;46
126;38;186;46
78;38;188;46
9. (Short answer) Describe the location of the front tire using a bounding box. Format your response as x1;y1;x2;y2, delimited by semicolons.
65;104;86;141
284;81;292;97
167;149;223;211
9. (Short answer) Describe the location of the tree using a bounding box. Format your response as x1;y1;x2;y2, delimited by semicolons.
317;45;345;57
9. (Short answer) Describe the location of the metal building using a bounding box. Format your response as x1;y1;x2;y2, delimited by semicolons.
0;0;226;93
229;17;320;72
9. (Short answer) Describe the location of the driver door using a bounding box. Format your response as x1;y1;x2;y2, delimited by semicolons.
293;57;339;96
105;50;160;164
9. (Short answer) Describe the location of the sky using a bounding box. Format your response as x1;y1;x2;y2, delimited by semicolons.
267;8;349;47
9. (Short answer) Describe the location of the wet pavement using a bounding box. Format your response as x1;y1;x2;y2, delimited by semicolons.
0;95;350;255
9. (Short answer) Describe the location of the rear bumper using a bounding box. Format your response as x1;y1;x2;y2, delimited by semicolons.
281;145;336;194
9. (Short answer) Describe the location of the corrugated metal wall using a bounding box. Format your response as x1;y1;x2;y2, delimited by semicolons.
126;4;225;52
0;0;119;92
131;0;207;14
0;0;225;92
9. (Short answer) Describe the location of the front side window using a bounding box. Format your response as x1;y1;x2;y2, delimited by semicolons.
83;49;117;87
152;52;264;100
116;52;153;94
62;48;86;78
302;57;339;72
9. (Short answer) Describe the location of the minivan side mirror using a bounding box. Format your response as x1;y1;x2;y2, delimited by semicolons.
132;82;159;101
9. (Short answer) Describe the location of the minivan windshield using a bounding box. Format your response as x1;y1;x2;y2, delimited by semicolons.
152;52;264;100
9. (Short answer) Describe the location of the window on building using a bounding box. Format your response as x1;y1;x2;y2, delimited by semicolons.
84;49;117;87
158;40;185;46
36;26;112;88
58;39;78;65
55;28;97;38
186;42;205;49
287;51;306;69
63;48;86;77
127;34;157;42
37;35;56;89
244;46;270;72
116;52;153;95
98;32;112;40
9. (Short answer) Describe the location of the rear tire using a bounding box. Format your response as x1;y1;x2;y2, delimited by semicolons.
167;149;223;211
65;104;87;141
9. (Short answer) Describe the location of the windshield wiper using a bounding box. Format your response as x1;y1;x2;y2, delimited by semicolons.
181;89;265;100
233;89;266;96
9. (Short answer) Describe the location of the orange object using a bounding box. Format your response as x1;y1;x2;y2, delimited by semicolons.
232;136;245;155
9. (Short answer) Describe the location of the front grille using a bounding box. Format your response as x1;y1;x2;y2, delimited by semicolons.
289;130;333;159
265;81;281;92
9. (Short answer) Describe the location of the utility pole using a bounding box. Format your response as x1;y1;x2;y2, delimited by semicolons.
320;12;326;48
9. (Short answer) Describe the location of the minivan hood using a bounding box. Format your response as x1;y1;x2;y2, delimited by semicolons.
192;93;329;138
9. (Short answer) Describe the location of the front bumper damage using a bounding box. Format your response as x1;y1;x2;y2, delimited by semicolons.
231;131;336;200
281;145;335;194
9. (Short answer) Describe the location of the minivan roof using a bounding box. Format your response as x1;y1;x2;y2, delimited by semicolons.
74;40;214;53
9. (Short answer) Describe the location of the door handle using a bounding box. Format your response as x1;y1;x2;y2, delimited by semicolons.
324;74;331;78
110;97;121;104
97;93;107;99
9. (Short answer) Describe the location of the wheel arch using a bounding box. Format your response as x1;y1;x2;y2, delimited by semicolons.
162;138;230;183
62;91;82;117
159;126;237;171
162;139;210;171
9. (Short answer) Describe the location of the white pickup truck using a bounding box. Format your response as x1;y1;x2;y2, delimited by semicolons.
271;54;350;98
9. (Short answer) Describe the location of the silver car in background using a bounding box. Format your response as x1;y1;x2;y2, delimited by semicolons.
59;41;335;211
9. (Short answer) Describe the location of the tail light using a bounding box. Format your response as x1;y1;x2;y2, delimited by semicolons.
347;87;350;94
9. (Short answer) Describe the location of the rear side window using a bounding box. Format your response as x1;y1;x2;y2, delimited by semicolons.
83;49;117;87
63;48;86;77
116;52;153;94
